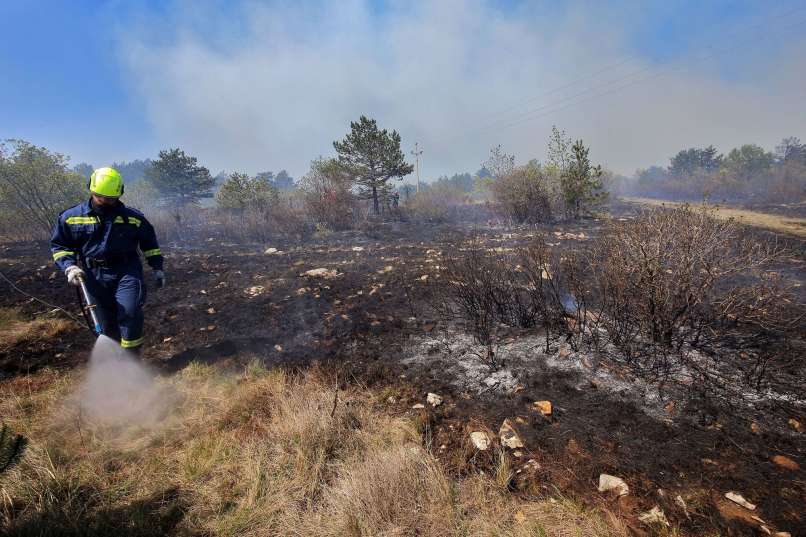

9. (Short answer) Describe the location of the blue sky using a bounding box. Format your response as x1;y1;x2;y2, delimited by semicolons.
1;2;141;158
2;0;805;176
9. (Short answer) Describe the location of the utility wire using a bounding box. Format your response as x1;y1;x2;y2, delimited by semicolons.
474;56;636;124
488;5;805;129
0;269;81;323
494;14;806;131
455;5;806;140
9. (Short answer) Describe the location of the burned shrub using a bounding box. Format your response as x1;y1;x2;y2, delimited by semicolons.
141;200;311;245
429;208;803;418
406;187;462;224
432;236;568;349
517;239;576;348
0;422;26;475
435;240;526;347
218;202;311;243
589;205;802;364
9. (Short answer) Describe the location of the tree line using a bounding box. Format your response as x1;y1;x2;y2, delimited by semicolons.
1;117;608;239
627;137;806;203
0;137;305;237
0;116;415;239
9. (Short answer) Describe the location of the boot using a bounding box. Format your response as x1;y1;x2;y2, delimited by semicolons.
122;346;143;361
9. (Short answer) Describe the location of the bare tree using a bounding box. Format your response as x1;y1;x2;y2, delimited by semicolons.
482;145;515;180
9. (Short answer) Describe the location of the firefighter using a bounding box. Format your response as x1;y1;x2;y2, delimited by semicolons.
50;167;164;354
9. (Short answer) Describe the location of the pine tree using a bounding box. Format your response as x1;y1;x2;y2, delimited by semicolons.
561;140;607;219
274;170;295;190
145;148;215;208
333;116;413;215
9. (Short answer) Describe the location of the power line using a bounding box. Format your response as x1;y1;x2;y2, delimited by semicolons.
494;13;806;131
457;5;806;139
474;56;636;124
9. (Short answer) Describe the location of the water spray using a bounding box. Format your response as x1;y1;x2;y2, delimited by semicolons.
70;275;174;428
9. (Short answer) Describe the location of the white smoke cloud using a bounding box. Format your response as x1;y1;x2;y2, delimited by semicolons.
118;1;806;178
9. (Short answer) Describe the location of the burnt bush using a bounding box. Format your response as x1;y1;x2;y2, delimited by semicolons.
431;208;805;416
431;236;568;350
523;243;600;351
405;188;463;224
143;202;311;245
590;205;800;353
215;203;311;243
586;205;805;407
0;422;26;475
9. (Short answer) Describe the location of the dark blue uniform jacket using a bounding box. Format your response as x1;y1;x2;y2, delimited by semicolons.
50;199;163;272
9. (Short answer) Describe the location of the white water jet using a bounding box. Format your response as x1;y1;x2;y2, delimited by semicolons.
76;335;172;428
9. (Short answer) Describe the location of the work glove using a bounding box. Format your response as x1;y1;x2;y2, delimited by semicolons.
65;265;85;286
154;270;165;289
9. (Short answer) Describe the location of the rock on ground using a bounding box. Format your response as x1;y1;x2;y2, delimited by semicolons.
499;419;525;449
597;474;629;496
470;431;491;450
245;286;265;297
302;268;340;279
771;455;799;471
426;392;443;407
533;400;552;416
638;506;669;527
725;491;756;510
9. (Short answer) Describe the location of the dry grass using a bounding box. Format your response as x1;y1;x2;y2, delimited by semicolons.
622;196;806;237
0;360;626;537
0;308;77;350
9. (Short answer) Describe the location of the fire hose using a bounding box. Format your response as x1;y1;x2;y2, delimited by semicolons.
0;269;101;337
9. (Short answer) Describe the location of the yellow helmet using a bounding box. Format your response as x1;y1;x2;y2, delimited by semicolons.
89;167;124;198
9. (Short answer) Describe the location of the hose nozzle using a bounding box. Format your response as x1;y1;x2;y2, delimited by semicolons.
77;275;103;335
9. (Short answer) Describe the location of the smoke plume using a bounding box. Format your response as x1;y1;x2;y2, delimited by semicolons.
117;1;806;177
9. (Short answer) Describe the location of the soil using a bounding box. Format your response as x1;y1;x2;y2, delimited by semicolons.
1;216;804;537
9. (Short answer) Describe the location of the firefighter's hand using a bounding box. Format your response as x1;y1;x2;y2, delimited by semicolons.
154;270;165;289
65;265;85;286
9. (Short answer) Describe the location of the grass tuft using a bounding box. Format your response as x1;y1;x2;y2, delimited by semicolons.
0;307;77;351
0;362;626;536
